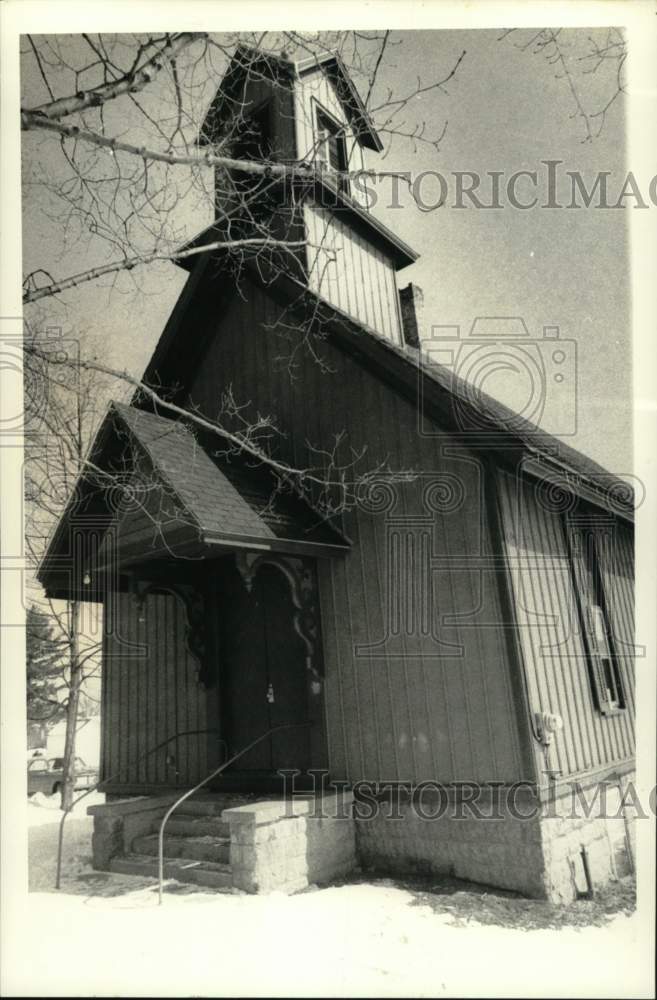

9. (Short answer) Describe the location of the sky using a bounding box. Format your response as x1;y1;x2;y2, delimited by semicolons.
21;28;633;474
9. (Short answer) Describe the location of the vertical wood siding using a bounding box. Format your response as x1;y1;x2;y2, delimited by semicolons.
101;589;208;789
183;278;527;785
305;203;402;344
294;71;368;206
496;470;635;778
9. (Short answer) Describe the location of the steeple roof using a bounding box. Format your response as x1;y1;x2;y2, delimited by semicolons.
198;44;383;152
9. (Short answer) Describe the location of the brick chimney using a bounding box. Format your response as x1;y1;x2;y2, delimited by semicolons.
399;283;423;349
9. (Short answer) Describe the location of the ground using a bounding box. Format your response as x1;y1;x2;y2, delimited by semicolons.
3;793;646;997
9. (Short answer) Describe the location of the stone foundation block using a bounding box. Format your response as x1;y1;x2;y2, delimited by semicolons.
355;775;636;903
223;792;356;895
87;794;178;871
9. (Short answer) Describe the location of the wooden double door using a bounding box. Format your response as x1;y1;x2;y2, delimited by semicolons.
214;557;320;778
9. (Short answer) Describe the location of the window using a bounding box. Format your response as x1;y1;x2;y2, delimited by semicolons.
587;604;623;710
315;107;349;195
572;525;625;715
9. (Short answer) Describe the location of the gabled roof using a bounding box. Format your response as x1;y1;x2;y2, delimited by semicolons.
143;254;634;523
296;291;635;521
113;404;349;553
112;403;269;544
198;44;382;152
37;401;350;599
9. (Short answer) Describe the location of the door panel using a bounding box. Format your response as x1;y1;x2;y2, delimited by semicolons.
260;564;312;771
218;558;312;774
219;560;271;770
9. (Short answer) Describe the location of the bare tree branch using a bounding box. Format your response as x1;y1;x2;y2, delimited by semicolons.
23;236;306;304
23;32;207;122
498;27;626;141
23;342;410;516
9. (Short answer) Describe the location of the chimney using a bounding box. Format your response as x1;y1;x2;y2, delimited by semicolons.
399;283;423;349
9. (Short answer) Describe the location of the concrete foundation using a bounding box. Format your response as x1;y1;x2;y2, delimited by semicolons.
87;774;635;902
540;772;636;902
354;775;636;903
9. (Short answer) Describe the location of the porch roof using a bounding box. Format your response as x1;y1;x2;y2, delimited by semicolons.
116;402;349;549
37;402;350;600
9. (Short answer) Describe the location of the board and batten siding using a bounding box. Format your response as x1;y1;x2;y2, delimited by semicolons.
185;277;529;786
293;70;368;207
497;470;635;779
305;202;402;345
101;588;212;790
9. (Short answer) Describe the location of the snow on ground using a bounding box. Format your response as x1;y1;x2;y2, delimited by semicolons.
26;790;107;894
2;795;647;998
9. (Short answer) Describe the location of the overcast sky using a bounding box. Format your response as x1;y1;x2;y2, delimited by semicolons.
21;28;632;474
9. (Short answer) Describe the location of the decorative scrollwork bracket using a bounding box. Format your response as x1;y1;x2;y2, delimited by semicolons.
234;551;323;686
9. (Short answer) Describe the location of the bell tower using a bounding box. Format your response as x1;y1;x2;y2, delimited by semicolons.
196;45;420;347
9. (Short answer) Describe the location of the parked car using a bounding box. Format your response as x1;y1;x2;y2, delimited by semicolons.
27;756;98;797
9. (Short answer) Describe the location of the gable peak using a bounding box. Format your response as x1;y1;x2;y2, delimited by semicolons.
198;43;382;152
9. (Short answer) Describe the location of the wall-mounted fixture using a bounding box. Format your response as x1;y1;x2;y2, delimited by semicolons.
535;711;564;747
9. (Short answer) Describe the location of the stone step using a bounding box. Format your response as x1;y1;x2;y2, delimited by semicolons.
178;793;261;817
133;833;230;864
108;853;233;890
162;815;231;838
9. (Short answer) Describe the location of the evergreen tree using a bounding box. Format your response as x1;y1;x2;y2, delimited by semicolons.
26;604;68;725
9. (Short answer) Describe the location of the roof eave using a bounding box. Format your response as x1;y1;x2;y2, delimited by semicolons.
35;406;119;590
309;176;418;268
296;51;383;152
202;531;350;558
170;179;419;273
250;270;635;521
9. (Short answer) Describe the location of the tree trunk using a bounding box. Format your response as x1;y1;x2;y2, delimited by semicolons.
60;600;82;811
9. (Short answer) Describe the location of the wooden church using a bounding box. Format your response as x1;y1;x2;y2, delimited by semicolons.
39;47;636;902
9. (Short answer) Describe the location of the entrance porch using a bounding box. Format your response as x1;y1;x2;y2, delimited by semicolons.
88;790;357;895
38;403;350;799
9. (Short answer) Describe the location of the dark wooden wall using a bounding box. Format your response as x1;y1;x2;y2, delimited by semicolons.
497;470;635;779
182;275;530;785
101;271;634;790
101;588;215;790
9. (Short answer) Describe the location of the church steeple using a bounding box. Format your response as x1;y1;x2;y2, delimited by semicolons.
194;45;419;347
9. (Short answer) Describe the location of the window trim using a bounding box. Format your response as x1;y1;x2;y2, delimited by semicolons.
313;102;350;195
587;603;623;710
565;518;626;717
